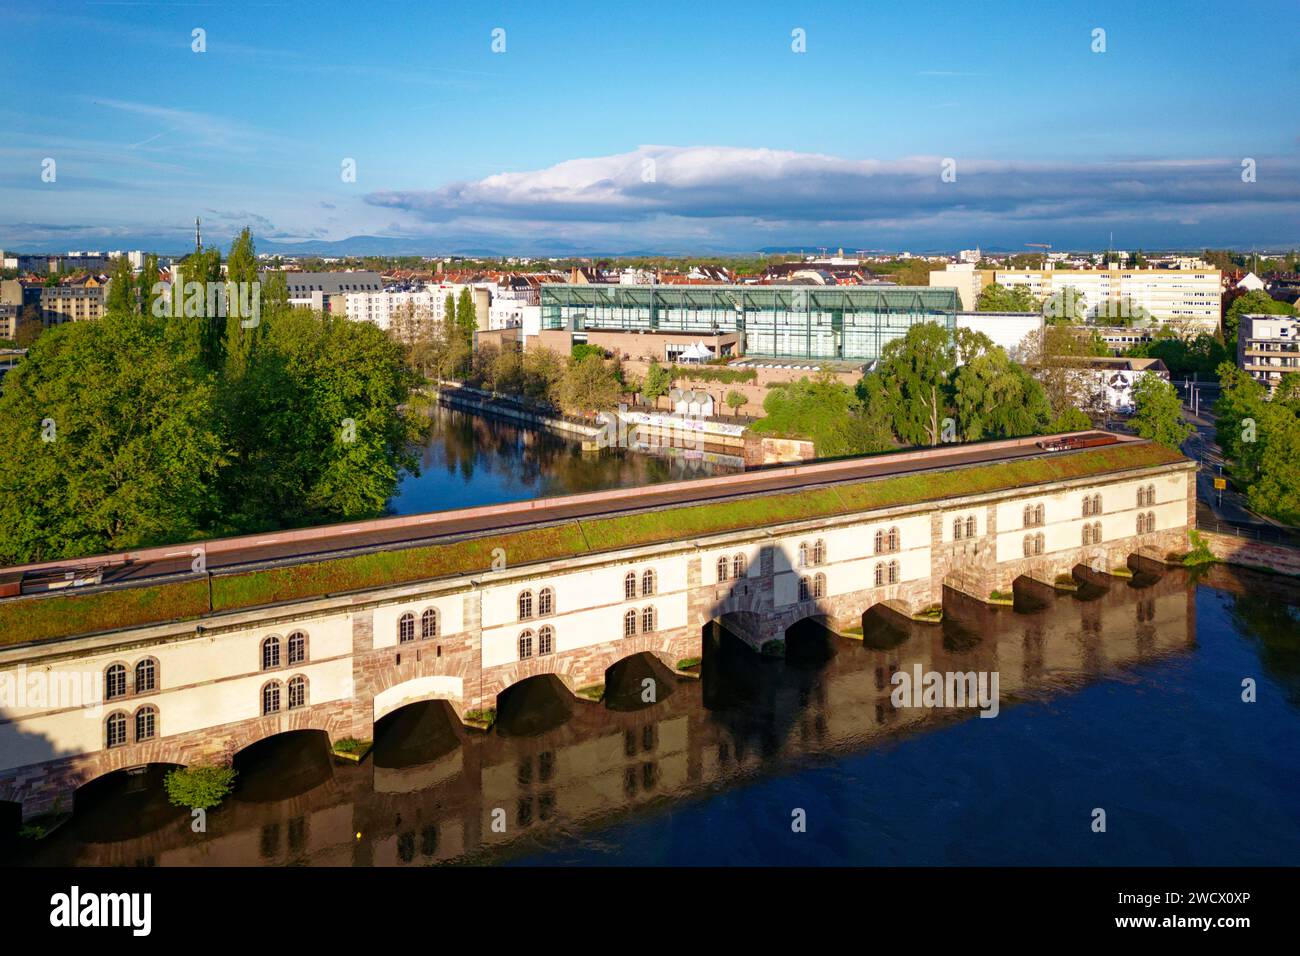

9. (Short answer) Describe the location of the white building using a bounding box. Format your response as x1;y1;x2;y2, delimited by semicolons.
956;311;1043;359
1237;313;1300;392
345;289;438;332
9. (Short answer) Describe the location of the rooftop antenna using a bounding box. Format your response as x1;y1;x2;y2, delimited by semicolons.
195;216;202;252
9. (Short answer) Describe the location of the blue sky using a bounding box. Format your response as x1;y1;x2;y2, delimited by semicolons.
1;0;1297;253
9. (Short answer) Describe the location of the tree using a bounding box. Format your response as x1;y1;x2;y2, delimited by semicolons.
222;227;262;377
1042;285;1086;324
556;352;621;416
1131;375;1192;449
951;348;1052;440
976;282;1039;313
1021;324;1111;420
1225;289;1296;348
872;322;955;445
105;255;138;316
642;360;672;408
14;304;43;347
0;315;224;563
725;390;748;416
522;347;565;403
753;373;893;457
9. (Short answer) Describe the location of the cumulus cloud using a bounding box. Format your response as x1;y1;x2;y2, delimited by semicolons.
363;145;1300;248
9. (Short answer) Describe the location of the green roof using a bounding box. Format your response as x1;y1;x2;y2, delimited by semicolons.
0;442;1187;647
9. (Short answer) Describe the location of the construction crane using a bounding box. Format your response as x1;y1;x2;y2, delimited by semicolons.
1024;242;1052;267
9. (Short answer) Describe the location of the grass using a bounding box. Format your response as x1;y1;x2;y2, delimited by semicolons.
913;605;943;622
463;708;496;729
989;590;1014;603
1;442;1189;645
331;737;372;762
674;657;702;671
575;683;605;701
0;578;210;647
1183;529;1218;568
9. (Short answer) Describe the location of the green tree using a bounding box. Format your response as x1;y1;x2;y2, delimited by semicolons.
642;360;672;407
1131;375;1192;449
0;316;224;563
105;255;138;316
976;282;1039;313
222;227;262;377
136;253;161;318
725;390;748;416
753;373;893;457
952;348;1053;440
556;352;621;416
872;322;956;445
1225;289;1296;348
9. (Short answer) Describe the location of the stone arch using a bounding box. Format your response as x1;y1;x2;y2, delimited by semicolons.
372;675;465;723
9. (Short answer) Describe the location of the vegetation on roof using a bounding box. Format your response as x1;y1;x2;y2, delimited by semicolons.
0;442;1186;645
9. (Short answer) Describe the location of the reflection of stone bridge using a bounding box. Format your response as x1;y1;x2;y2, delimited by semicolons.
0;434;1195;820
14;568;1196;865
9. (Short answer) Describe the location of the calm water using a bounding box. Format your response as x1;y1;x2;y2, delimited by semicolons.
388;406;740;515
9;564;1299;866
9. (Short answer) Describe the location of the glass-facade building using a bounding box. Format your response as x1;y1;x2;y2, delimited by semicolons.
540;284;958;361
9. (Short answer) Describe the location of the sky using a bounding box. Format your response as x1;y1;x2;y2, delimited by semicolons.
1;0;1297;255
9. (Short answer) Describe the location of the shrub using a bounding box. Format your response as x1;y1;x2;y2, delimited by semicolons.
164;764;237;810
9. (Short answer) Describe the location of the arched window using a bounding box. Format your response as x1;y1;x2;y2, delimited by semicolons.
953;517;963;540
420;609;438;640
287;675;307;710
1035;504;1045;525
538;626;554;655
733;553;746;579
1093;521;1103;542
1093;494;1103;515
134;705;157;741
134;658;157;694
888;560;900;585
287;631;307;664
1034;533;1045;555
518;630;534;659
1023;535;1034;558
874;563;885;587
813;539;826;565
105;712;128;748
538;587;554;616
814;573;826;598
1023;504;1034;527
397;613;415;644
874;529;885;554
105;664;128;701
1136;512;1145;534
1082;524;1093;546
623;609;637;638
262;635;282;669
1082;497;1091;517
799;576;811;601
642;606;656;633
262;681;281;715
518;590;534;621
641;570;655;596
798;542;809;568
888;527;900;552
965;515;976;538
717;556;730;581
624;572;637;600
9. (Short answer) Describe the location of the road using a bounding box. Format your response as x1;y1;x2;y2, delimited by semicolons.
4;431;1135;592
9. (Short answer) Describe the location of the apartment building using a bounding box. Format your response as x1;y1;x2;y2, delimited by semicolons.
929;264;1222;328
1237;313;1300;392
344;288;437;332
261;270;382;312
40;284;106;325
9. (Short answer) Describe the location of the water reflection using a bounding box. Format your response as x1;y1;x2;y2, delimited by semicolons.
17;564;1297;866
390;407;740;516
